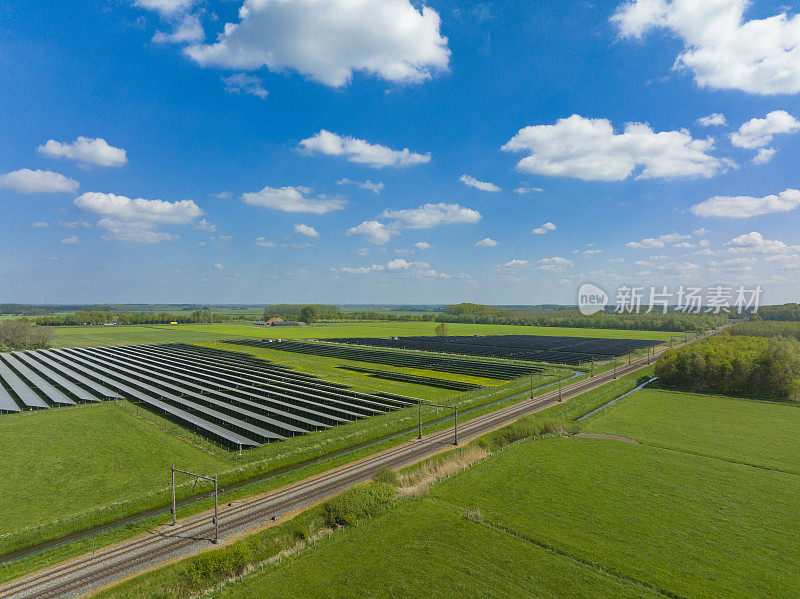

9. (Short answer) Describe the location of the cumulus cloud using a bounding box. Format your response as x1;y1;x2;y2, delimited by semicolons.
31;221;50;228
134;0;197;17
612;0;800;95
475;237;498;247
752;148;777;165
414;241;431;250
537;256;573;271
380;203;481;228
211;190;233;199
347;220;394;245
691;188;800;218
152;13;204;44
241;185;345;214
294;223;320;238
299;130;430;168
501;259;528;268
38;137;127;167
213;262;224;271
336;178;385;194
60;235;80;245
222;73;268;99
194;219;217;232
697;113;727;127
336;258;460;279
348;203;480;245
459;175;501;192
0;169;79;193
254;237;276;247
730;111;800;155
502;115;725;181
626;232;691;248
726;231;797;255
183;0;449;87
74;191;203;243
531;222;556;235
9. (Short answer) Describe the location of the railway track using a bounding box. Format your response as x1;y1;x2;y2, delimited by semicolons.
0;334;710;599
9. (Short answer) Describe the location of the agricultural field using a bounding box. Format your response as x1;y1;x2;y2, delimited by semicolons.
198;384;800;599
0;402;229;554
583;388;800;473
50;321;677;348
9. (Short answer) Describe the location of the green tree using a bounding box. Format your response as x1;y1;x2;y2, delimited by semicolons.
299;305;317;324
434;323;449;336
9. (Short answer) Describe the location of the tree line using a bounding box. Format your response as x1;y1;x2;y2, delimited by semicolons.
35;310;247;327
0;319;54;350
655;333;800;400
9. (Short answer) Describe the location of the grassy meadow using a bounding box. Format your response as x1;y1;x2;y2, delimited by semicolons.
583;388;800;473
120;379;800;599
0;402;229;554
51;321;677;348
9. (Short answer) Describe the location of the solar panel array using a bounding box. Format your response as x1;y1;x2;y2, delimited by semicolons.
335;365;482;392
225;339;543;379
322;335;662;365
0;343;416;448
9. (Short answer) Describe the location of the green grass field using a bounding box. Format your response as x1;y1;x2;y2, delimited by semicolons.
51;321;676;348
0;403;229;554
215;436;800;599
215;497;662;599
583;388;800;473
190;382;800;599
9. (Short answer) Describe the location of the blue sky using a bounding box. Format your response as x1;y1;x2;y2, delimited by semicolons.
2;0;800;305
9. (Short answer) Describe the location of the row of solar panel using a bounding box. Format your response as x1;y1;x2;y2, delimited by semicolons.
0;343;417;449
226;339;542;379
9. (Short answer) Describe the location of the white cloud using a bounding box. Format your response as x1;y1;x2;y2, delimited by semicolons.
38;137;127;167
356;247;370;256
347;220;394;245
726;231;796;254
414;241;431;250
459;175;501;192
74;192;203;243
294;223;320;238
241;185;345;214
211;190;233;199
514;185;544;194
58;219;92;229
531;222;556;235
502;114;725;181
336;258;461;279
537;256;573;271
31;221;49;228
752;148;776;165
381;203;481;228
697;113;727;127
299;130;430;168
730;111;800;149
60;235;80;245
475;237;498;247
214;263;224;271
152;13;204;44
336;178;385;194
501;259;528;268
254;237;276;247
194;219;217;232
626;232;691;248
183;0;449;87
0;169;79;193
222;73;268;99
134;0;196;17
613;0;800;95
691;188;800;218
